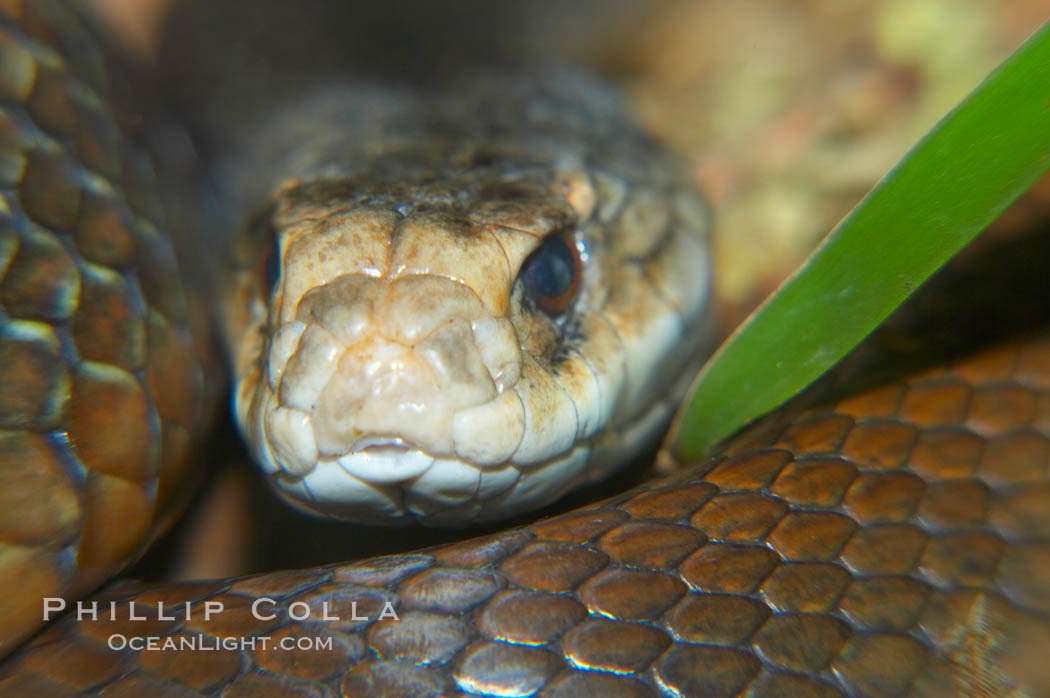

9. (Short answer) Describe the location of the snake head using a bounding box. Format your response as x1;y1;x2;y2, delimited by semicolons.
225;87;713;525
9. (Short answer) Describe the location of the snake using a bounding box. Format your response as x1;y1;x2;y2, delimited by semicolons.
0;1;1048;696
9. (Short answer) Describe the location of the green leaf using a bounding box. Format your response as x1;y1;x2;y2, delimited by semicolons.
673;20;1050;461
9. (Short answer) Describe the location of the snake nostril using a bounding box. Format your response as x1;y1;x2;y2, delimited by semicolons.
471;317;522;393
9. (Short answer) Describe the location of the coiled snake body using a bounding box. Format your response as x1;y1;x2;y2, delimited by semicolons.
1;2;1048;696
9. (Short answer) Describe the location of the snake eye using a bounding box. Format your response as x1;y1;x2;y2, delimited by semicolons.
262;234;281;295
520;234;582;317
247;207;281;298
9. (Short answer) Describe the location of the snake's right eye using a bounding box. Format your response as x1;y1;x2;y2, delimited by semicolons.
520;234;582;317
247;207;281;297
262;235;281;295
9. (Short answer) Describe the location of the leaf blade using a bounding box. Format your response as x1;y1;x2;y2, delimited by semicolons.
673;20;1050;460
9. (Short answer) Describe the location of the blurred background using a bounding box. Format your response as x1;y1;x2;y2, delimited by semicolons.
82;0;1050;578
88;0;1047;329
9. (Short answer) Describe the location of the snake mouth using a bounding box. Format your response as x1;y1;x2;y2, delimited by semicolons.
266;442;530;525
260;429;613;526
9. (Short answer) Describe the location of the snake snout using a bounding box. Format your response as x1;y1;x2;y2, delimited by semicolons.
240;270;543;522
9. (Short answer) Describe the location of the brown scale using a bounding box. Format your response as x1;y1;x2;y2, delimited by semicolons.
4;237;1049;694
0;0;221;660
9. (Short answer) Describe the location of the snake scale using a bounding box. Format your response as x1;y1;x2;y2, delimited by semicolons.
1;1;1049;696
